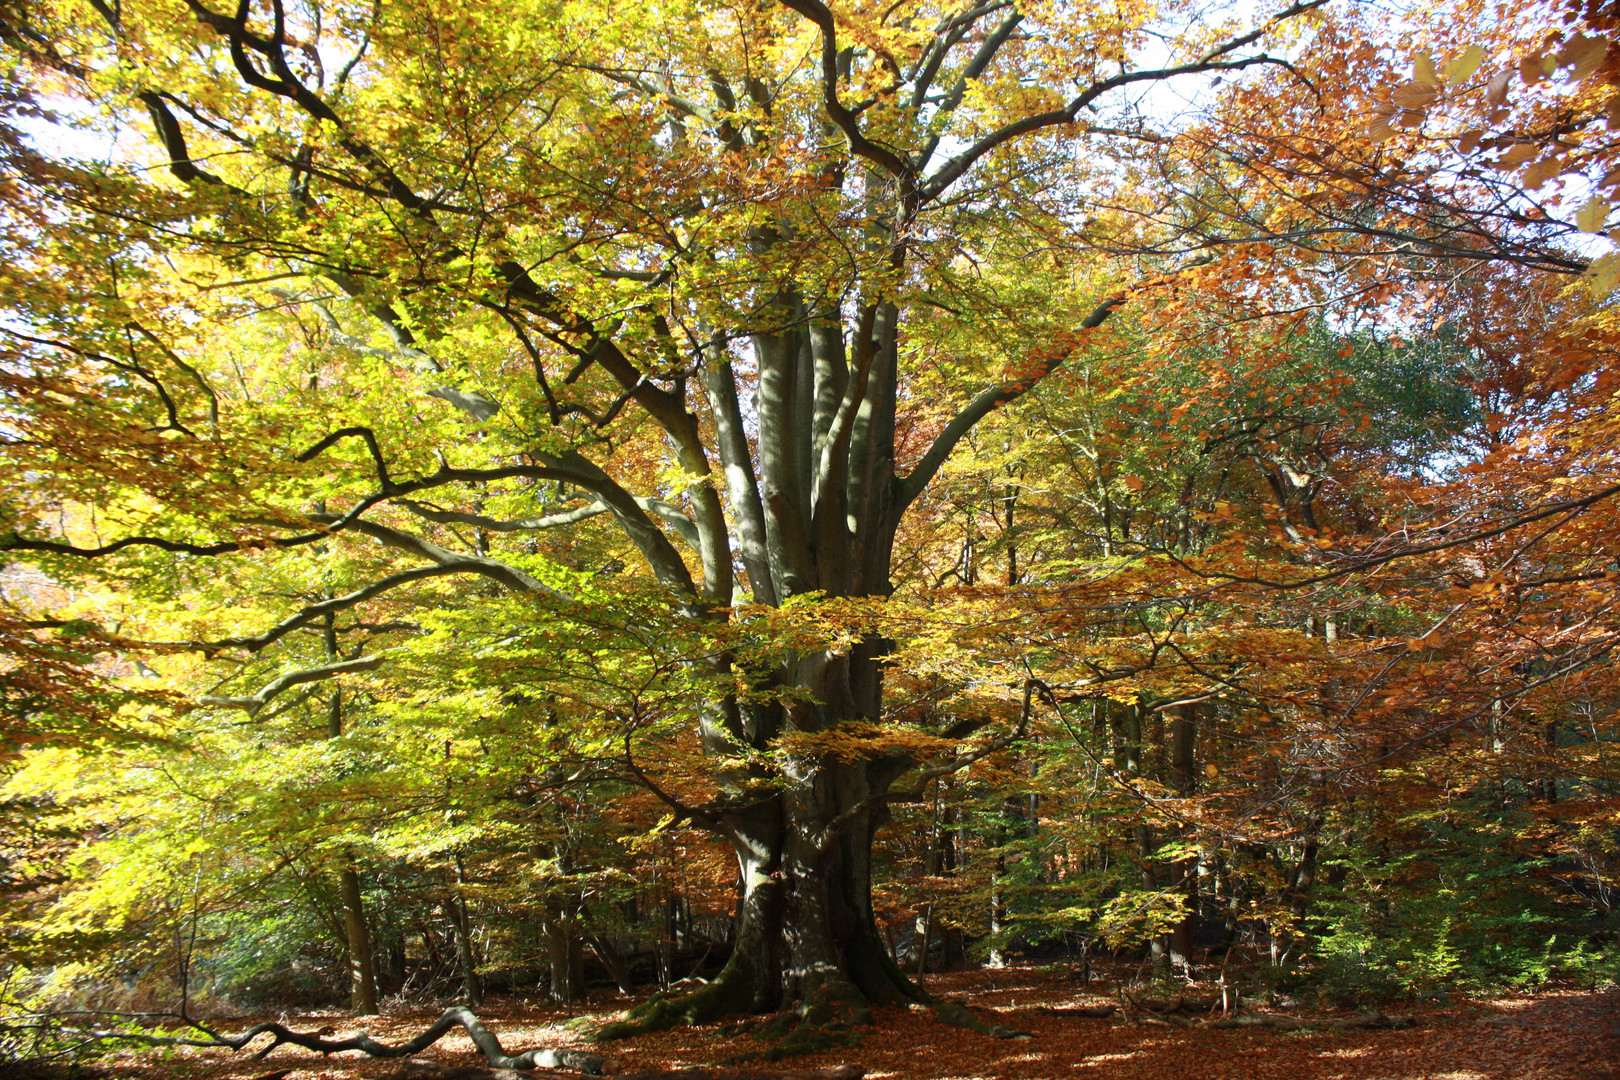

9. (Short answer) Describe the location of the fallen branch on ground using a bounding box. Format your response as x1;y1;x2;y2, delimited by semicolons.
59;1006;602;1073
1035;1005;1117;1018
1123;994;1217;1016
1202;1012;1415;1032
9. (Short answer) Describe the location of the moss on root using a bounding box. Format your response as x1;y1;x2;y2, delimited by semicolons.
764;1022;861;1061
594;977;746;1041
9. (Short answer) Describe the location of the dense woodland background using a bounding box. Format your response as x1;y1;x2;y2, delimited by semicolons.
0;0;1618;1071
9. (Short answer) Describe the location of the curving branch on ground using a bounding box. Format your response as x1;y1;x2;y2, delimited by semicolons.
61;1007;603;1074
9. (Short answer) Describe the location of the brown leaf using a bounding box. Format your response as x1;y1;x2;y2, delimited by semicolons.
1391;80;1440;109
1487;69;1513;105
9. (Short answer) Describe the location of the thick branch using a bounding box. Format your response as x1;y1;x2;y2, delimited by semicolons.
913;9;1024;170
894;292;1121;514
307;514;571;598
401;495;702;551
778;0;915;196
135;90;243;192
203;564;471;653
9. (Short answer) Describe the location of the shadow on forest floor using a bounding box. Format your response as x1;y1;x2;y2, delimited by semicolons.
67;965;1620;1080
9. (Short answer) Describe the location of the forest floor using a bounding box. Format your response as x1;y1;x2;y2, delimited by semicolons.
70;966;1620;1080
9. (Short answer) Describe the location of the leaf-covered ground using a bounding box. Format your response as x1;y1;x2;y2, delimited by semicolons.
80;968;1620;1080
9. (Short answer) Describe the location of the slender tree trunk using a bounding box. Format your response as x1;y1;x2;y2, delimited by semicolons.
340;868;380;1015
911;781;944;979
1168;705;1199;978
322;611;379;1015
447;856;483;1008
542;897;582;1003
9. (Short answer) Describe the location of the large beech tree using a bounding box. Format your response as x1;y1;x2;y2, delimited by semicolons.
11;0;1557;1025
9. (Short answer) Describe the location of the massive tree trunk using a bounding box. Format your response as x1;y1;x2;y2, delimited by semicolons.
601;284;931;1028
608;643;930;1034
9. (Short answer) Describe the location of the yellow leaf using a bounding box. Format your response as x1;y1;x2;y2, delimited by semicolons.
1577;196;1611;233
1584;252;1620;297
1444;45;1486;83
1414;54;1440;87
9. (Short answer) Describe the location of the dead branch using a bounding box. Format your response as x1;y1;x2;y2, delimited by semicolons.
1035;1004;1117;1018
1202;1012;1416;1032
61;1007;602;1073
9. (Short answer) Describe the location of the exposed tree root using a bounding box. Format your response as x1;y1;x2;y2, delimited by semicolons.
595;974;752;1042
62;1007;602;1073
596;971;875;1059
933;1001;1031;1040
1126;994;1213;1015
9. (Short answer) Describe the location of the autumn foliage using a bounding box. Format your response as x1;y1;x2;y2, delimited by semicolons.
0;0;1616;1072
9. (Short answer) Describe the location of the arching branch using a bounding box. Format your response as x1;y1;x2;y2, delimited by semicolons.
306;514;572;598
201;563;475;654
197;651;397;715
401;495;702;551
779;0;916;195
